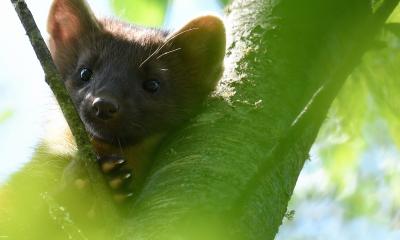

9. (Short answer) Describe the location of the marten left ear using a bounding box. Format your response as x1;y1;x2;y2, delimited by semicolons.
47;0;101;74
167;15;226;86
48;0;100;46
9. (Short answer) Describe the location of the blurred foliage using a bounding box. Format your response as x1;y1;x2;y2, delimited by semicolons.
111;0;170;27
372;0;385;12
111;0;232;27
218;0;232;6
314;23;400;219
366;25;400;146
387;4;400;22
0;109;13;124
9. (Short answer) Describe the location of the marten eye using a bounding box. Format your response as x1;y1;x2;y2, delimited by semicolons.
79;67;93;81
142;79;160;93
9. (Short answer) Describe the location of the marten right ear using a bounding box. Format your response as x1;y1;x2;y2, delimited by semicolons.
48;0;100;52
165;16;226;93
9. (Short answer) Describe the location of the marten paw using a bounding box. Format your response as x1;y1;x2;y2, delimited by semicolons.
97;155;134;203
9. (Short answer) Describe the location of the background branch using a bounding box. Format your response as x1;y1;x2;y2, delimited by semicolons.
10;0;117;220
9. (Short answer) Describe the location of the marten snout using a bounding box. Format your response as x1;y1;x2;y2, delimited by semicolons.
91;96;119;121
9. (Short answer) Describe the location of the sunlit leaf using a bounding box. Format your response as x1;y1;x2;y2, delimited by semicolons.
0;109;13;124
387;4;400;22
358;28;400;148
372;0;385;13
111;0;169;27
385;23;400;38
343;179;379;218
386;169;400;210
218;0;232;6
319;137;365;193
315;74;368;192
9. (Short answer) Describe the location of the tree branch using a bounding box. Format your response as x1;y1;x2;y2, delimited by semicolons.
10;0;117;220
231;0;400;219
117;0;399;239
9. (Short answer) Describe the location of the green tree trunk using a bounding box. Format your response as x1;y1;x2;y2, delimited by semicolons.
116;0;398;239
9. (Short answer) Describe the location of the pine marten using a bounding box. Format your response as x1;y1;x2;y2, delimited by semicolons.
0;1;225;237
45;0;226;201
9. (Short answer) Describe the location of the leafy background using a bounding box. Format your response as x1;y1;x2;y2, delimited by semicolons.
1;0;399;239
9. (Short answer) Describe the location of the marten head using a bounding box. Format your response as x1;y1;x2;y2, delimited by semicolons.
47;0;225;146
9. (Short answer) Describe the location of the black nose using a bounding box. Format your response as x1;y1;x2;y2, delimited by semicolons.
91;97;119;120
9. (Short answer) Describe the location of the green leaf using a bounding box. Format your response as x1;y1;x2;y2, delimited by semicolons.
358;28;400;148
342;180;379;218
111;0;169;27
218;0;232;6
387;4;400;22
0;109;13;124
315;75;368;192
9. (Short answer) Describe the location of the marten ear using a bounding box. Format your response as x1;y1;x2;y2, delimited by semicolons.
167;15;226;85
47;0;100;48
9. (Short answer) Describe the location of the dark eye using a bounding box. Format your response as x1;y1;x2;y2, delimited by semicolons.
142;79;160;93
79;67;93;81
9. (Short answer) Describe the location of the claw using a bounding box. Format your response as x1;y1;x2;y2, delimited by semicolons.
100;158;126;173
96;155;136;203
74;178;88;190
113;192;134;203
109;172;132;189
122;172;133;180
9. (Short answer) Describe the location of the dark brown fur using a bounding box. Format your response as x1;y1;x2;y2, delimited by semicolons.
47;0;225;197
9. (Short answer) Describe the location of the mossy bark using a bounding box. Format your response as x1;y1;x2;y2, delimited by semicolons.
117;0;399;239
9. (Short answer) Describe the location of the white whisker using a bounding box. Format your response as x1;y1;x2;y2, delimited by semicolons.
156;48;182;60
116;137;125;156
138;27;199;68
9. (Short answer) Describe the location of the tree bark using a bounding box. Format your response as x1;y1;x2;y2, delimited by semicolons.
116;0;399;239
